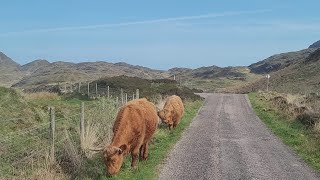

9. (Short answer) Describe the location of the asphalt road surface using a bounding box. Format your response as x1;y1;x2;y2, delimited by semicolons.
158;93;320;180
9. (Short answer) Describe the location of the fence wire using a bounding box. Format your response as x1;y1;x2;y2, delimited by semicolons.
0;96;121;179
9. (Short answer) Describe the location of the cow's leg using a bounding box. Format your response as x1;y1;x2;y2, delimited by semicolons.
131;146;140;169
139;144;145;160
142;142;149;160
173;123;177;129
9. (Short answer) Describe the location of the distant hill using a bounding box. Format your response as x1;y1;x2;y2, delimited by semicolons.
13;60;169;88
233;48;320;94
167;65;261;92
309;40;320;48
169;65;247;79
3;39;320;92
0;52;24;87
21;59;50;74
5;51;256;91
0;52;20;71
90;76;201;100
249;48;316;74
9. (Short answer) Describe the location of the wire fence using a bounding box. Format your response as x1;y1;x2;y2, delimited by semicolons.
0;88;141;179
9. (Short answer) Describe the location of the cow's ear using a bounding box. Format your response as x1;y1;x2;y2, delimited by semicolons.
118;144;127;154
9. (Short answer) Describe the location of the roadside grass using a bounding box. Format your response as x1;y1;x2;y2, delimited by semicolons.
249;92;320;171
75;100;203;180
0;87;102;179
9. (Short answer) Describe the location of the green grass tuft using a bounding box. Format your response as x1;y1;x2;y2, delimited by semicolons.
249;92;320;171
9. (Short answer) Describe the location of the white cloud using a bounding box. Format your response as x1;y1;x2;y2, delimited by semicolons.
0;9;272;36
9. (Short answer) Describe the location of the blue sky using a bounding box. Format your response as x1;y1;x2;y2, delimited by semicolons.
1;0;320;70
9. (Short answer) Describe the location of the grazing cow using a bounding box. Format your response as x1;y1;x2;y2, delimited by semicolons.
102;98;158;176
158;95;184;130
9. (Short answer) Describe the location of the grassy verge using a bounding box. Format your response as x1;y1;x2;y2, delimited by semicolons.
75;100;203;180
249;92;320;171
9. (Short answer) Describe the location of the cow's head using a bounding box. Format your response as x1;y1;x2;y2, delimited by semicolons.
102;144;127;176
157;108;175;125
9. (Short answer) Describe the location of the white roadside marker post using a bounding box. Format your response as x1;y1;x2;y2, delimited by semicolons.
266;74;270;92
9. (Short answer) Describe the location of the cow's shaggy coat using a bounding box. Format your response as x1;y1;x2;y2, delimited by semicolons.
102;98;158;176
158;95;184;130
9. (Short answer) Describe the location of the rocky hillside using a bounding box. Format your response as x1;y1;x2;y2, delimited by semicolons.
309;40;320;48
0;52;170;88
21;59;50;75
0;52;20;71
168;65;261;92
0;51;256;91
0;52;24;87
2;39;320;92
170;65;248;79
233;48;320;94
13;61;169;88
249;48;317;74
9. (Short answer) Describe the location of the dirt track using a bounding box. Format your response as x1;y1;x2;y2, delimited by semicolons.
158;93;320;180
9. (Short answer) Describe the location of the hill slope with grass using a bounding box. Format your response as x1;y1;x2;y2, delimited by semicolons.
309;40;320;48
0;50;260;92
169;66;262;92
77;75;202;101
232;48;320;94
13;61;169;88
0;52;24;87
249;48;317;74
3;39;320;92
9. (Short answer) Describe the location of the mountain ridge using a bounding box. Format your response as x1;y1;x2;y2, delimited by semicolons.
1;39;320;91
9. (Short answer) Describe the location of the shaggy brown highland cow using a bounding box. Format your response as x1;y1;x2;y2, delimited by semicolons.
158;95;184;130
101;98;158;176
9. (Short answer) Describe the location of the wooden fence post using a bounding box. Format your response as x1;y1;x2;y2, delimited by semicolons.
70;84;73;93
136;89;139;99
125;93;128;104
121;88;124;104
87;82;90;97
49;107;55;163
95;83;98;96
80;102;85;147
107;86;110;99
